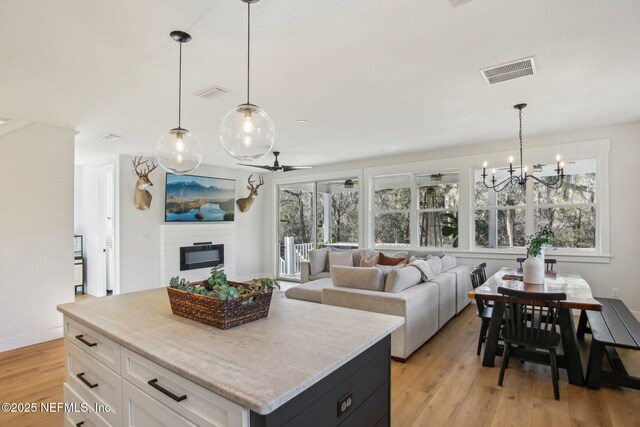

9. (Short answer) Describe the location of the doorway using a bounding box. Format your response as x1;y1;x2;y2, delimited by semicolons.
97;163;117;296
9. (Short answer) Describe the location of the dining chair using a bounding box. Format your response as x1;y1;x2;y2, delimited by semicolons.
497;286;567;400
516;257;526;269
546;258;557;272
476;262;487;283
471;268;493;356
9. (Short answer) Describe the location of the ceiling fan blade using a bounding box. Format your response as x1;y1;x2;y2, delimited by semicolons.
282;165;314;172
237;163;274;171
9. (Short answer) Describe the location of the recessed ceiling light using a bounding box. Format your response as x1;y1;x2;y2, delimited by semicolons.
101;133;122;142
296;120;308;124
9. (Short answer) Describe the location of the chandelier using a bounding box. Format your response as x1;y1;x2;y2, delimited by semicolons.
482;104;564;192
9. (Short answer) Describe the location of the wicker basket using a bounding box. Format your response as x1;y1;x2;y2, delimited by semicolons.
166;281;274;330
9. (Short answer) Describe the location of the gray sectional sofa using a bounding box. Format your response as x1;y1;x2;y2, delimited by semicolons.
285;248;472;361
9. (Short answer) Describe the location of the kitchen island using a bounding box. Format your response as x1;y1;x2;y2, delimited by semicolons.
57;288;404;427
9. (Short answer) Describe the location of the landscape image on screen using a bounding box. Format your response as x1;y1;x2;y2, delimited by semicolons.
165;173;236;222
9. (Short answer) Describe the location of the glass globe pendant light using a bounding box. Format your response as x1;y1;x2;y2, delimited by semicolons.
220;0;275;161
156;31;202;174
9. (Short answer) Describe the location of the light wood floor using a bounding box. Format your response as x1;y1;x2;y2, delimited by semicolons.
0;305;638;427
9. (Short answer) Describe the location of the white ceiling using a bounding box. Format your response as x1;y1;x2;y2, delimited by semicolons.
1;0;639;168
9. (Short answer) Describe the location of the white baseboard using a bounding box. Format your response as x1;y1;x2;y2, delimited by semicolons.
0;326;64;353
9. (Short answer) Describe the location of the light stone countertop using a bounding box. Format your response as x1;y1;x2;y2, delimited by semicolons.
57;288;404;415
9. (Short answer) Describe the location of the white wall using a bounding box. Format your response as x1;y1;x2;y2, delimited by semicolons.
0;123;75;352
118;155;266;293
262;121;640;312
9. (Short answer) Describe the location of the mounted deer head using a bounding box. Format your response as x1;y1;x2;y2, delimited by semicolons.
132;156;158;210
236;174;264;213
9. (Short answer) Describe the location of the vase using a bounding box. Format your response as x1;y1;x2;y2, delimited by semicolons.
523;252;545;285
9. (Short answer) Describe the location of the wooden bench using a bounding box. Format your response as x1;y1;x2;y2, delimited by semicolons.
576;297;640;390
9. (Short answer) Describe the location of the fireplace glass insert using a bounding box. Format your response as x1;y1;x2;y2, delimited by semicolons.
180;243;224;271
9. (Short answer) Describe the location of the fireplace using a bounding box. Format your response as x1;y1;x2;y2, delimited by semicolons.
179;243;224;271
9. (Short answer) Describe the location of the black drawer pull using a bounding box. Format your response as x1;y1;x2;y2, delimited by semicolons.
147;378;187;402
77;372;98;389
75;334;97;347
76;422;85;427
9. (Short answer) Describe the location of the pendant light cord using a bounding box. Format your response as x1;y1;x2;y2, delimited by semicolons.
247;1;251;105
519;107;523;179
178;40;183;128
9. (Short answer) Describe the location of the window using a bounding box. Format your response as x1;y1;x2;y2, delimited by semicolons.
417;173;459;247
373;175;411;246
533;159;596;249
474;158;597;251
475;172;526;248
316;179;359;246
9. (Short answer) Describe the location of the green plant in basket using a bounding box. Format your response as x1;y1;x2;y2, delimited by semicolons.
170;266;279;301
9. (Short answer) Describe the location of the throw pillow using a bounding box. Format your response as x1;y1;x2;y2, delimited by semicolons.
328;251;354;271
440;254;457;271
427;256;442;276
331;266;384;292
351;248;378;267
385;265;422;292
308;249;329;276
378;252;408;266
359;253;380;267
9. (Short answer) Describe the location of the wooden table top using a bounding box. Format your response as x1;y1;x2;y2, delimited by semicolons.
468;267;602;311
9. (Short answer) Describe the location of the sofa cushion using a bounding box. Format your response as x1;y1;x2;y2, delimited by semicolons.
309;272;331;281
427;256;442;275
309;249;330;275
285;278;334;303
441;254;457;271
331;266;385;292
328;251;354;271
408;249;446;259
360;253;380;267
378;252;408;266
385;266;423;293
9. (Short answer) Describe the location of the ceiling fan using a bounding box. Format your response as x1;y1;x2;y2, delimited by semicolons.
237;151;314;172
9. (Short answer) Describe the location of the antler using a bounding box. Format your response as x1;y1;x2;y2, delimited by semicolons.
132;156;146;176
132;156;158;177
247;174;264;190
143;160;158;176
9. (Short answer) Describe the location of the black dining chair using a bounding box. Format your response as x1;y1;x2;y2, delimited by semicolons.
516;257;526;269
476;262;488;284
471;268;493;356
546;258;557;272
497;286;567;400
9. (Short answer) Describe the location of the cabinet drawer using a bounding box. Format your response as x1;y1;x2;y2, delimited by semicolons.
121;347;248;427
123;380;196;427
65;317;121;373
63;383;112;427
66;341;122;427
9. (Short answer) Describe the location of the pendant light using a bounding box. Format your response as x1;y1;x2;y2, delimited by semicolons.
156;31;203;175
220;0;275;161
482;104;564;192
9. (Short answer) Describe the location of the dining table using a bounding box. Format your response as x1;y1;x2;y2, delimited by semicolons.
469;267;602;386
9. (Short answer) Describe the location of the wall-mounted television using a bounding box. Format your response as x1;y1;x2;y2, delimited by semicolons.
165;173;236;222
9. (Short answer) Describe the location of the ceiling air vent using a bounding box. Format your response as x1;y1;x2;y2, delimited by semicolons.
450;0;476;5
101;133;122;142
481;57;535;85
193;85;229;99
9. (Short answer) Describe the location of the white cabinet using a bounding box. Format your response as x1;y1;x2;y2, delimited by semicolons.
63;316;249;427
